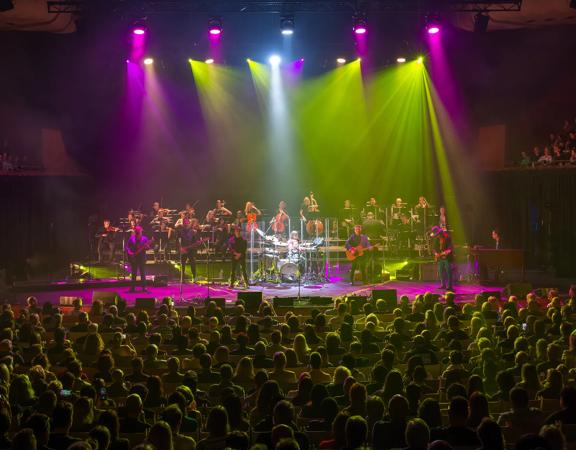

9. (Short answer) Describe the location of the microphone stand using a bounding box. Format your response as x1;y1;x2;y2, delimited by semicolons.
205;238;212;300
178;237;184;304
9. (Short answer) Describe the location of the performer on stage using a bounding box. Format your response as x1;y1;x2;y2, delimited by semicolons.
345;224;372;285
213;199;232;220
431;225;454;291
363;197;383;221
126;225;151;292
179;219;201;283
361;212;384;241
244;201;262;232
414;196;430;210
97;219;118;263
271;200;289;236
228;226;249;288
340;199;357;236
287;230;300;260
439;206;448;230
492;229;502;250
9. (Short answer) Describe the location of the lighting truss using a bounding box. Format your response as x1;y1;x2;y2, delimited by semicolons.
47;0;522;14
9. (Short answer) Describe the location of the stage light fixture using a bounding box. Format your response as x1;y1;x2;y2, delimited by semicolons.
132;27;146;35
280;16;295;35
336;57;347;64
396;57;406;63
353;13;367;35
0;0;14;12
208;17;223;36
416;56;424;64
473;13;490;32
205;58;215;64
143;57;154;65
425;16;441;35
268;54;282;66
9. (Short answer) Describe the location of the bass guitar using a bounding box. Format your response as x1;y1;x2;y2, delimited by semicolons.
127;238;155;262
434;248;452;261
345;243;381;262
180;238;209;255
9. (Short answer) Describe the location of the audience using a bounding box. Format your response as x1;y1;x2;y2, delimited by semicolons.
1;289;576;450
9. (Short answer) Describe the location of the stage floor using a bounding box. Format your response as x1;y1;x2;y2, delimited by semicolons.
6;275;500;307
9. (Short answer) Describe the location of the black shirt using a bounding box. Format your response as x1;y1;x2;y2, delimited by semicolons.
228;235;247;255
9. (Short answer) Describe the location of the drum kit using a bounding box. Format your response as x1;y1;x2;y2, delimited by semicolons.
253;229;325;285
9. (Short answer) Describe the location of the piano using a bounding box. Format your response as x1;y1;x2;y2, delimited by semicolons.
469;247;525;283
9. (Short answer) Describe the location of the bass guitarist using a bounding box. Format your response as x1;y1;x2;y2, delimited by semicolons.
179;219;202;283
431;225;454;291
345;224;373;285
126;225;152;292
228;226;249;289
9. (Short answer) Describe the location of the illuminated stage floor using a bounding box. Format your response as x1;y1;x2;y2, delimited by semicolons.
7;274;500;307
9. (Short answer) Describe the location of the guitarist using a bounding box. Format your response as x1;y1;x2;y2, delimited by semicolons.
126;225;150;292
431;225;454;291
228;226;249;289
179;219;201;283
345;224;372;285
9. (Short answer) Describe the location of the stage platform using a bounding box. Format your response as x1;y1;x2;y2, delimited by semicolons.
4;274;501;308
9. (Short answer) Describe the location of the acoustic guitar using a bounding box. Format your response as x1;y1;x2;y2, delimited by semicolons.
345;243;381;262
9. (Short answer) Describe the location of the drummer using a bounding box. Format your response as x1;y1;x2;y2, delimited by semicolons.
287;231;300;261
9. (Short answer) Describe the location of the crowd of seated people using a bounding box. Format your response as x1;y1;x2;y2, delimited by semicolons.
517;117;576;167
1;287;576;450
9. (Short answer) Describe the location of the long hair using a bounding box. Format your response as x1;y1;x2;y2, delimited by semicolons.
148;421;173;450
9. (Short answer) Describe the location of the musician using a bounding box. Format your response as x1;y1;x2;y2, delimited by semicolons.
345;224;372;285
213;200;232;220
184;202;196;219
150;201;161;219
287;231;300;259
97;219;118;263
244;201;262;232
271;201;289;236
228;226;249;288
492;229;502;250
155;220;173;262
204;209;217;227
431;225;454;291
439;206;448;230
391;197;407;228
363;197;383;221
414;196;430;210
179;219;201;282
361;212;383;241
340;199;356;235
214;218;231;257
299;196;311;221
126;225;150;292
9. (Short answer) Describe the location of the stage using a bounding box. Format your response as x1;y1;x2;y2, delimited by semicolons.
4;269;500;308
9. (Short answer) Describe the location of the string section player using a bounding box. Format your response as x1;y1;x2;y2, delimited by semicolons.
228;226;249;289
178;219;204;283
345;224;375;285
126;226;153;292
431;225;454;291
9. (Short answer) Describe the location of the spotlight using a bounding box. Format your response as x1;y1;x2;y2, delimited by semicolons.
268;55;282;66
396;57;406;63
280;15;295;35
473;13;490;32
0;0;14;12
132;27;146;35
416;56;424;64
208;17;223;36
143;58;154;65
205;58;215;64
336;57;347;64
353;13;367;35
425;16;441;34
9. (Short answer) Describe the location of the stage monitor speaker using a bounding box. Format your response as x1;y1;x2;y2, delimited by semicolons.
309;297;333;306
59;296;81;307
396;263;419;281
371;289;397;312
204;297;226;311
135;298;157;310
238;291;263;314
273;297;295;308
92;291;118;306
348;296;369;315
482;290;501;301
504;282;533;299
153;275;168;287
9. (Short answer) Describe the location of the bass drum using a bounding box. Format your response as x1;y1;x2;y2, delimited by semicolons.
306;219;324;237
278;260;299;283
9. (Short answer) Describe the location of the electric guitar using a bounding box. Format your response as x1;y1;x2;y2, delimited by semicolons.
180;238;209;255
345;243;381;261
434;248;452;261
127;238;155;262
231;250;245;261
